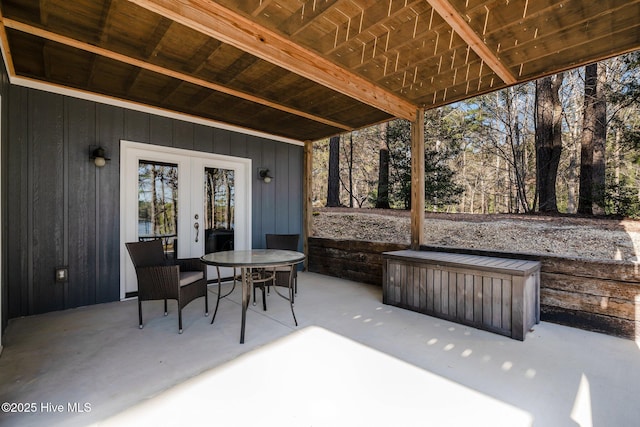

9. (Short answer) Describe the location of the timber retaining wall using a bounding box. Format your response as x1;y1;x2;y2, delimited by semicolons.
308;237;640;340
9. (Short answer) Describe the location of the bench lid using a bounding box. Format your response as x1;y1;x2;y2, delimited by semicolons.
383;250;541;276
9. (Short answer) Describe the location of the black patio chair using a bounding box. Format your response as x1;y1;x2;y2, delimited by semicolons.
266;233;300;299
125;239;208;333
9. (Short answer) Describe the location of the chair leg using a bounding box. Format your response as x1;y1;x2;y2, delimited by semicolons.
212;267;236;325
178;308;183;334
212;283;221;324
253;283;257;306
138;299;143;329
164;299;168;316
291;275;295;305
261;285;267;311
288;269;298;326
211;291;221;324
205;287;209;317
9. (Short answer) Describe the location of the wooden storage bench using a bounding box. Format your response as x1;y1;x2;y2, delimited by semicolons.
383;250;541;340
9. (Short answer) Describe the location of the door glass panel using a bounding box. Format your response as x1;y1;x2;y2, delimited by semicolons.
138;161;179;259
204;167;235;253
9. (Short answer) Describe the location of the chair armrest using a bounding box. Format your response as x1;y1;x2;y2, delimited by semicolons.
136;265;181;300
175;257;206;273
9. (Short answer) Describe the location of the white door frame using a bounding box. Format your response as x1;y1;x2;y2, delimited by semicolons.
119;140;252;299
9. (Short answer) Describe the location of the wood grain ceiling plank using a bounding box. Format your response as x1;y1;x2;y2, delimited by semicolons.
39;0;51;25
216;52;260;85
127;0;417;120
426;0;516;85
3;17;352;130
312;0;427;56
89;56;138;95
472;0;626;51
157;78;184;102
491;1;640;58
228;59;284;90
187;87;215;109
0;8;17;75
183;38;223;73
88;0;117;90
316;2;458;90
97;0;115;44
143;18;173;58
249;0;275;17
280;0;340;37
511;22;640;81
123;67;144;93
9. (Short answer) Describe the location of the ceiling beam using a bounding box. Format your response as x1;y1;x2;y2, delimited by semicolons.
426;0;517;85
3;18;352;131
127;0;417;121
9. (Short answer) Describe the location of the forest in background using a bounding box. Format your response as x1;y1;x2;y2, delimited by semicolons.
312;52;640;217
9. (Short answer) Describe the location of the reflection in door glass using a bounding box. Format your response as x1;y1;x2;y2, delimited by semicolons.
204;168;234;253
138;161;178;259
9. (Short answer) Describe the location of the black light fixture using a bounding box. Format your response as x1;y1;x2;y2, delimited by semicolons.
258;168;273;183
90;146;110;167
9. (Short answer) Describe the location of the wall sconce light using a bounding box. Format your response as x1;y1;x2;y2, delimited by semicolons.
258;168;273;183
90;146;110;167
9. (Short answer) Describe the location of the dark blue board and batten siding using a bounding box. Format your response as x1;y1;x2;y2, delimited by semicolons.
5;85;303;318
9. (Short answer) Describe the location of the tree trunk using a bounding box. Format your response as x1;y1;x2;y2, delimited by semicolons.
592;64;607;215
494;153;500;213
613;129;621;213
376;123;391;208
348;133;354;208
535;74;563;213
326;135;341;207
578;64;601;215
567;142;578;213
151;166;159;235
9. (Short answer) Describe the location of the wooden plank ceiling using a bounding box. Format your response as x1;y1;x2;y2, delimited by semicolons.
1;0;639;142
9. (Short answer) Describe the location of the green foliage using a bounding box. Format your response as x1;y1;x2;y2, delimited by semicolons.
387;107;465;210
605;172;640;218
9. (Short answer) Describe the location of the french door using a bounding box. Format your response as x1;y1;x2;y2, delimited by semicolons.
120;141;251;298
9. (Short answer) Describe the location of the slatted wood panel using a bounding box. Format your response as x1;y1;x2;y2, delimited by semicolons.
383;250;540;340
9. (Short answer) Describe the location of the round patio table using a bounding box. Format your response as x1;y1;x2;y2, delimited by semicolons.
201;249;305;343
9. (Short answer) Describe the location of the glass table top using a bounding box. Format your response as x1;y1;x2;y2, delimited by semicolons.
201;249;305;267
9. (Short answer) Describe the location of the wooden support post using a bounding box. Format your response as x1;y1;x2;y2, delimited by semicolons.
302;140;313;269
410;108;425;250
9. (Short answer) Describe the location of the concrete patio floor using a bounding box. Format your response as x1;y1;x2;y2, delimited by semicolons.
0;272;639;426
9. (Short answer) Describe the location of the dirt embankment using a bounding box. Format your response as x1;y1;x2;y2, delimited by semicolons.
311;208;640;262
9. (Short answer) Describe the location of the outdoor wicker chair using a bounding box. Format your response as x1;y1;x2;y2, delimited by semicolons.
265;233;300;300
125;239;208;333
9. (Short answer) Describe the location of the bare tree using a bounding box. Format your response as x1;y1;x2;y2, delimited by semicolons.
375;123;391;208
535;73;564;212
326;135;341;207
578;63;606;214
592;64;607;214
339;132;355;207
474;86;534;213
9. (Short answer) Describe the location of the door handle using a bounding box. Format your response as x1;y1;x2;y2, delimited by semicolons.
194;222;200;242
